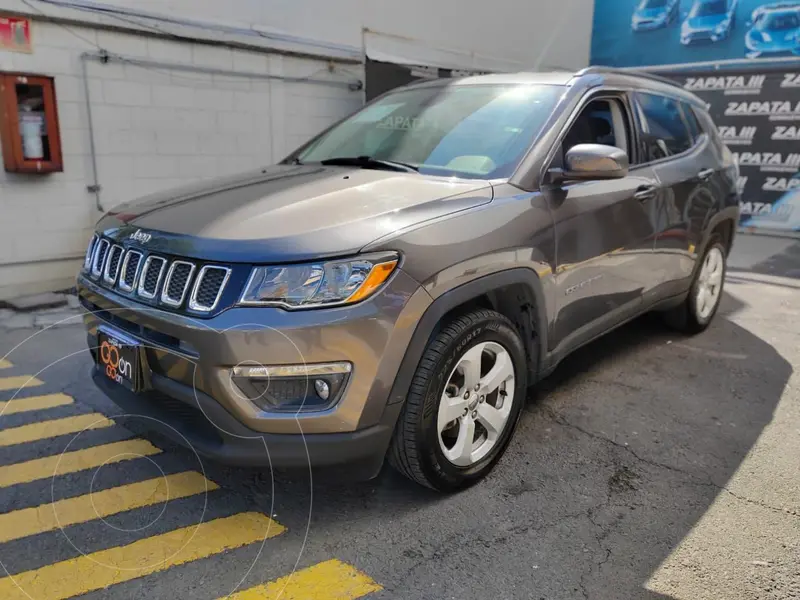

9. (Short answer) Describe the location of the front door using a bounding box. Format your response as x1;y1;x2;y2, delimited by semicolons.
546;95;660;355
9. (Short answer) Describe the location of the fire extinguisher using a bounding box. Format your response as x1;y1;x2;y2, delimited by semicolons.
19;107;44;160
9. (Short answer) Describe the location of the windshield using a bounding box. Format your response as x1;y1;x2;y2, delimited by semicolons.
641;0;668;9
692;0;726;17
295;83;562;179
758;11;800;30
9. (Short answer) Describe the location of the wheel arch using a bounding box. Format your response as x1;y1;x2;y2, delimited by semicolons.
386;268;548;406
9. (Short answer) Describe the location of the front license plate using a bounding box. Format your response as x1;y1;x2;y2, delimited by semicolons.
97;328;141;392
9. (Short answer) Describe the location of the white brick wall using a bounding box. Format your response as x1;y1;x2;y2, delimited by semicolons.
0;21;364;299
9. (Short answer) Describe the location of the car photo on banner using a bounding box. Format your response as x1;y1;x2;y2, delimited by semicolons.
681;0;738;45
631;0;682;31
745;2;800;58
593;0;800;66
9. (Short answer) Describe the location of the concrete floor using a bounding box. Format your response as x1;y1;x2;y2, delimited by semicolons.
0;233;798;600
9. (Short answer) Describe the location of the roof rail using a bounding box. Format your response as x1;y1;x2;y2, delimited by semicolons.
575;66;684;89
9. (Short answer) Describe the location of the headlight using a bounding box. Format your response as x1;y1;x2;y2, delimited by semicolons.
714;21;729;34
239;253;399;309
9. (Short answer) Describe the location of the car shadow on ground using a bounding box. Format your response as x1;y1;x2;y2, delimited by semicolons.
728;239;800;279
188;277;792;598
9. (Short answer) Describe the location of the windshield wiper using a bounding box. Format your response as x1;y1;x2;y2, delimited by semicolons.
319;156;419;173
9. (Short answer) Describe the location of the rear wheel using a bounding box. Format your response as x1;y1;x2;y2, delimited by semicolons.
388;309;527;491
664;237;726;333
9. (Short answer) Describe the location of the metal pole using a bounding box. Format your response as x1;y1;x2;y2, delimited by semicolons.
80;52;104;212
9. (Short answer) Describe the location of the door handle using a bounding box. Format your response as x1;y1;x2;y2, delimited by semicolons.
634;185;658;202
697;168;714;181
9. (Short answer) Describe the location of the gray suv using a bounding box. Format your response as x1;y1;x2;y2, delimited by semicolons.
77;67;739;491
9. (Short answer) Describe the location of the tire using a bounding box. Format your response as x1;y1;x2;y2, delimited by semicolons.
388;309;528;492
663;236;727;334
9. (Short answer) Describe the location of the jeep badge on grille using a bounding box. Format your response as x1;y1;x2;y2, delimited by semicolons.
129;229;152;244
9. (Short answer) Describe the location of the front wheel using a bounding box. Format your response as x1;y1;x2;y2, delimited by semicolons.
388;309;527;491
664;237;726;333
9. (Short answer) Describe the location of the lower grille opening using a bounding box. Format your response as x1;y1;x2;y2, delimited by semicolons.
83;297;183;353
146;391;224;446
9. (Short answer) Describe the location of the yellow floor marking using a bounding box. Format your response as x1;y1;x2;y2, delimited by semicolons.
0;471;217;544
0;512;286;600
0;358;11;369
0;393;74;416
0;375;43;392
0;413;114;447
0;438;161;489
224;559;382;600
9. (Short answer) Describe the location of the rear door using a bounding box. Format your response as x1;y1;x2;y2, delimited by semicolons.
545;93;661;356
630;92;719;298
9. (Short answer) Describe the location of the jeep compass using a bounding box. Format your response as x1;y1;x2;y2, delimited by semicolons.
78;67;740;491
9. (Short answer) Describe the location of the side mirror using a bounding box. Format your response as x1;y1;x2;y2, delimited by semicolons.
549;143;629;183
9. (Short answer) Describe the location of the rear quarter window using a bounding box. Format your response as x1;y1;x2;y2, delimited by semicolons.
633;92;695;162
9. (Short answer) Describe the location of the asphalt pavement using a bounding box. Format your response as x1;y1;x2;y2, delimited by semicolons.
0;233;798;600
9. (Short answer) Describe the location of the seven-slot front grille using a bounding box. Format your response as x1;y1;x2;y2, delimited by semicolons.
82;236;231;314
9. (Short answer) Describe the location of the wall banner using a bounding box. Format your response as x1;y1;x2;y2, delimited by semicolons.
660;68;800;232
592;1;800;232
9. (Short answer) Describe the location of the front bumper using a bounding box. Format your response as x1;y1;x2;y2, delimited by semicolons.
681;29;722;44
632;20;667;31
91;365;402;477
78;269;431;471
745;37;800;57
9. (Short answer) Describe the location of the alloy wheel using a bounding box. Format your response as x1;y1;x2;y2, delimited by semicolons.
437;341;516;467
695;246;724;320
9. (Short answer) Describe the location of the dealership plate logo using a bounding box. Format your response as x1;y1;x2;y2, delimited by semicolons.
685;75;764;96
718;125;757;146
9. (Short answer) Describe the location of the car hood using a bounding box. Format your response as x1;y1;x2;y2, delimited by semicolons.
634;7;667;19
685;15;726;30
97;164;494;262
747;26;799;47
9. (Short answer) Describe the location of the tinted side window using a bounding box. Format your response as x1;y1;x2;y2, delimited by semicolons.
682;103;703;142
634;92;694;162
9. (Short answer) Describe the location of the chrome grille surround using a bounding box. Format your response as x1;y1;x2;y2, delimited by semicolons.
85;236;231;315
160;260;196;307
137;255;167;299
90;239;110;279
118;250;143;293
189;266;231;312
83;234;98;271
102;245;125;285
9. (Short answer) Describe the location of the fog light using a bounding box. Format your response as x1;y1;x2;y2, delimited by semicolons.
314;379;330;401
231;362;351;412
